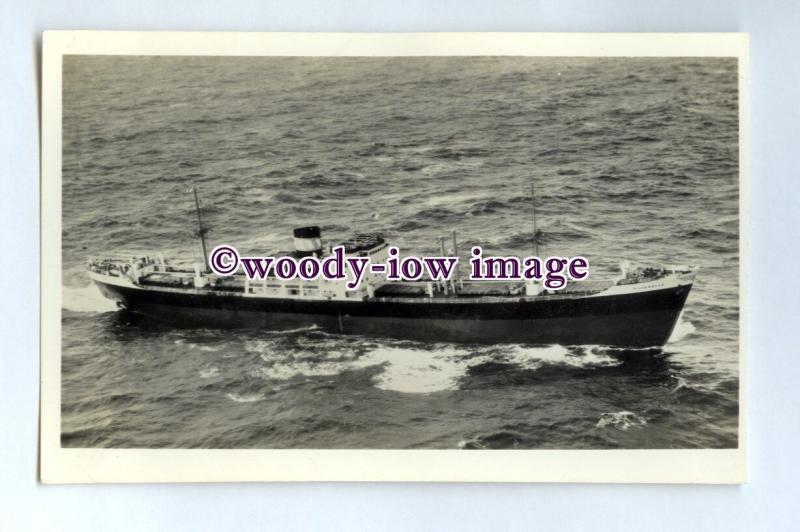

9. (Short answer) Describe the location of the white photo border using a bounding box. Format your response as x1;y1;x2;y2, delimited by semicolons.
40;31;749;484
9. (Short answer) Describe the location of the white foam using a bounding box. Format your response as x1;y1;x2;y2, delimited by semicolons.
250;342;486;394
596;411;648;430
226;393;263;403
275;325;321;335
457;438;486;450
199;367;220;379
353;347;485;394
671;376;698;393
247;340;624;394
354;344;615;393
257;354;354;379
62;284;119;313
505;344;620;370
668;312;697;343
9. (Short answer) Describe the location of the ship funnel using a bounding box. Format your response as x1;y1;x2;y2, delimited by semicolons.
293;226;323;257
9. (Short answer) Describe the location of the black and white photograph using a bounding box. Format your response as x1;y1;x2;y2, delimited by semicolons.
40;32;746;483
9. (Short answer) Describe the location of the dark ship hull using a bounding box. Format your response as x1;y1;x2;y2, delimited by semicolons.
95;278;691;347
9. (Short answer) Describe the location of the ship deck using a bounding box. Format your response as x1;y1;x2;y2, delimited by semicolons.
129;272;615;299
373;280;613;299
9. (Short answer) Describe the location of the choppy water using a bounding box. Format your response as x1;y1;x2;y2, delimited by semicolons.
61;56;739;449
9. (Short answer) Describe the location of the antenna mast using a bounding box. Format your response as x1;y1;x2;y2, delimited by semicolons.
531;181;539;257
193;186;210;272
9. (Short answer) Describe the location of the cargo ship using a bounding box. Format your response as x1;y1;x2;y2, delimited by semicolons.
87;189;695;348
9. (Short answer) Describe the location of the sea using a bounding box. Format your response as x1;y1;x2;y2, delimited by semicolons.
61;56;739;449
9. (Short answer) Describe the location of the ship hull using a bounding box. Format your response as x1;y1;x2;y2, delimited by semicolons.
94;279;692;348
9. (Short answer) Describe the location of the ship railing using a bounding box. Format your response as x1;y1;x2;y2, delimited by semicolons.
615;264;696;286
88;255;198;276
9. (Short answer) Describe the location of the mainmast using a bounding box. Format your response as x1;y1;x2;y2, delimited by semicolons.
531;181;539;257
192;186;210;272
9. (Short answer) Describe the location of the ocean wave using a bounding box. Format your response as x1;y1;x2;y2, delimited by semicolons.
669;376;736;410
458;431;524;449
596;411;647;430
293;172;366;187
414;206;458;221
683;227;737;240
620;135;661;143
423;190;487;208
392;219;427;232
672;376;691;392
419;162;464;178
199;367;220;379
466;199;507;216
536;147;578;157
557;168;582;176
353;142;393;157
429;147;489;160
226;393;264;403
557;220;595;235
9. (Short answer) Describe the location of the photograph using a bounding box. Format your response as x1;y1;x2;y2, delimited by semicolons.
41;32;747;482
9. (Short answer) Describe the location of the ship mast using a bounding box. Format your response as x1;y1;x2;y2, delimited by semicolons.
192;186;210;272
531;181;539;257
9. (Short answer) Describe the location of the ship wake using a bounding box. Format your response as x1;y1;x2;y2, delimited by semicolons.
62;284;119;313
244;337;624;394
